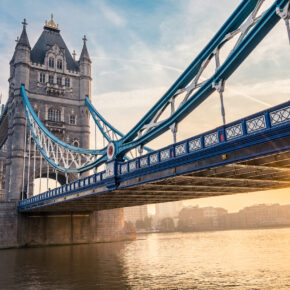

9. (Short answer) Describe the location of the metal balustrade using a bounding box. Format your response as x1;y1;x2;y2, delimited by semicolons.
246;115;266;133
19;101;290;209
189;138;202;152
270;106;290;126
226;123;243;140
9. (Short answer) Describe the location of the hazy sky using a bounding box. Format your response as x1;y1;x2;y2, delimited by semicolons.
0;0;289;212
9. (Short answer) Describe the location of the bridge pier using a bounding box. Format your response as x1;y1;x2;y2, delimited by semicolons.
0;206;136;249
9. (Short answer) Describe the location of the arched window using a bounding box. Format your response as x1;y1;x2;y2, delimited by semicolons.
40;73;45;83
57;77;62;86
49;57;54;68
49;75;54;84
55;110;61;121
69;115;76;125
73;140;79;147
65;78;70;88
48;108;61;122
57;59;62;70
48;108;53;120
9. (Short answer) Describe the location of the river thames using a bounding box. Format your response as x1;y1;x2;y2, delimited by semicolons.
1;228;290;289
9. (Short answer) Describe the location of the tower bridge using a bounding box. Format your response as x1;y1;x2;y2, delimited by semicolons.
0;0;289;248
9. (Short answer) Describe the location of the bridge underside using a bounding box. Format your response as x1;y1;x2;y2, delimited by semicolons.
24;149;290;213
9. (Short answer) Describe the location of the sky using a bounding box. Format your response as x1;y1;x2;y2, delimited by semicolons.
0;0;289;212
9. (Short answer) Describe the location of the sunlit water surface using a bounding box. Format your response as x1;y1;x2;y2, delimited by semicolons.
1;228;290;289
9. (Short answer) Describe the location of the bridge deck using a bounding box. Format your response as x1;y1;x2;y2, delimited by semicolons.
19;101;290;213
20;150;290;213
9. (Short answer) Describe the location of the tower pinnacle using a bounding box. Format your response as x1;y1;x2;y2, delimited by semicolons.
17;18;30;48
44;13;59;31
22;18;27;28
80;35;91;63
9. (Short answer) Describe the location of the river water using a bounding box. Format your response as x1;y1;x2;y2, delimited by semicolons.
1;228;290;289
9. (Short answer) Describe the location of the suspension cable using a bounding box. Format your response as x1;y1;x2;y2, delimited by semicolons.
55;169;58;188
46;164;49;191
212;80;226;126
39;155;42;194
22;119;27;199
33;141;36;195
27;130;32;198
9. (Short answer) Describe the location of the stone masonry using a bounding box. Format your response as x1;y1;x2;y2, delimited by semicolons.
0;16;135;249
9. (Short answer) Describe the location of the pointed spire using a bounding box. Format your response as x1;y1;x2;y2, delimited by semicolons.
17;19;31;48
79;35;91;62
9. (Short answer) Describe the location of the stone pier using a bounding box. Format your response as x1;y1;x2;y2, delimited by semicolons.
0;204;136;249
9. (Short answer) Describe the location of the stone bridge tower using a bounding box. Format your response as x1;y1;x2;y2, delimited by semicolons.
5;16;91;201
0;17;134;249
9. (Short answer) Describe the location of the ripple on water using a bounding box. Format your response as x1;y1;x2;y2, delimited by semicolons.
0;228;290;289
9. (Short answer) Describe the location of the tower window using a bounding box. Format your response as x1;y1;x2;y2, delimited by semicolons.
69;115;76;125
49;57;54;68
65;78;70;87
48;108;61;122
49;75;54;84
57;77;62;86
57;59;63;70
40;73;45;83
73;140;79;147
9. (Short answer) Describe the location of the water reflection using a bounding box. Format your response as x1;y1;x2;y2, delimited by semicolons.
1;228;290;289
0;242;130;289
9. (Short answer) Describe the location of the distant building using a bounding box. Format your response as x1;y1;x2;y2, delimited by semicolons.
177;206;228;231
124;205;148;224
222;204;290;229
155;201;183;220
202;207;228;227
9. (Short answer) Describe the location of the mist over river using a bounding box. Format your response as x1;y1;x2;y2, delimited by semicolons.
1;228;290;289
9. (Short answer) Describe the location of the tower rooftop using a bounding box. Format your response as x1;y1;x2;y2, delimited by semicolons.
30;15;79;71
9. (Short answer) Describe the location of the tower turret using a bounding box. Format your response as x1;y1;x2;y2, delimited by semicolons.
79;35;91;100
6;19;31;200
12;19;31;89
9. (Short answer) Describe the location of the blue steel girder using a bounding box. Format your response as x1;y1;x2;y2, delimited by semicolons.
85;96;153;153
19;0;290;172
18;100;290;212
86;96;124;143
21;86;107;173
115;0;289;158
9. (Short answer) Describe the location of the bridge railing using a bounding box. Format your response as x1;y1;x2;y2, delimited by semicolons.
118;101;290;176
19;170;106;207
19;101;290;209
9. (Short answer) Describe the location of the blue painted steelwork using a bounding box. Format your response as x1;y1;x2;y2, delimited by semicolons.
20;0;290;172
21;86;107;173
19;101;290;211
85;96;152;153
115;0;289;157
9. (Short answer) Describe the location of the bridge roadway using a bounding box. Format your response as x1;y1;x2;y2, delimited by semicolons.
19;101;290;212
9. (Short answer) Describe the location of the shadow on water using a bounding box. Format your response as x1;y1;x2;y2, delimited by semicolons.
0;242;131;290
